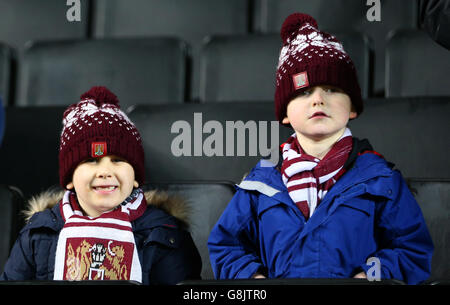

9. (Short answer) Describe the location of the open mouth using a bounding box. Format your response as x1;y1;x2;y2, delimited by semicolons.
93;185;118;192
310;111;329;118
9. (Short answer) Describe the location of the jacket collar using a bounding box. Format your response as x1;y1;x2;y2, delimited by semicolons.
22;189;190;233
238;150;394;205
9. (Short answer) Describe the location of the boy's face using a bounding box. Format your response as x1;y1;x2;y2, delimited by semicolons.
282;85;357;142
66;155;138;217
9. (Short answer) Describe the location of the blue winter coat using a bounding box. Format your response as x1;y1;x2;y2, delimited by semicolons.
208;151;433;284
1;190;202;284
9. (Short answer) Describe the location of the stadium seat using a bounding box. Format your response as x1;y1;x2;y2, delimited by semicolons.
0;43;12;105
145;182;235;280
199;32;370;102
386;29;450;97
15;38;188;108
0;184;25;274
3;98;445;200
0;0;89;50
93;0;249;101
0;106;64;200
252;0;419;96
407;179;450;282
128;102;292;184
349;97;450;179
199;34;280;102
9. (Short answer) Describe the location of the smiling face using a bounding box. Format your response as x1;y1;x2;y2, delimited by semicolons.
282;85;357;142
66;155;139;217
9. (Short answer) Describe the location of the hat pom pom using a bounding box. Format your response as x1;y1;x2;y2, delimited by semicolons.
80;86;120;107
280;13;318;44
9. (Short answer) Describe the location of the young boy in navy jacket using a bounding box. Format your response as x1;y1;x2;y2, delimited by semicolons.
207;13;433;284
1;86;201;284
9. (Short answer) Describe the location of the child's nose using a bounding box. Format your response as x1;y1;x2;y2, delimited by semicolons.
311;89;325;107
96;159;113;178
97;171;112;179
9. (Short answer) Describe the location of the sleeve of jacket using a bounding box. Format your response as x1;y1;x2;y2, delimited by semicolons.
147;227;202;285
207;189;263;279
360;171;434;284
0;230;35;281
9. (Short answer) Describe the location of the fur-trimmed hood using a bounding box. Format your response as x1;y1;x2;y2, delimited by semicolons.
23;189;190;227
4;189;202;284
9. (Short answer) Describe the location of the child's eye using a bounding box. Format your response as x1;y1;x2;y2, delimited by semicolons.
324;87;343;93
112;157;125;163
300;89;312;96
82;158;98;164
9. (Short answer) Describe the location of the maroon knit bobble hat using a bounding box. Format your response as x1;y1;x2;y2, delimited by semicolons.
275;13;363;124
59;86;145;188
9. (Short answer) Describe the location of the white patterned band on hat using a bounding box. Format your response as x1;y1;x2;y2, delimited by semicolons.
277;23;347;77
60;99;140;148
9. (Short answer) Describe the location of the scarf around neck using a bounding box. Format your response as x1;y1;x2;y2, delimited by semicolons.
54;188;147;282
281;128;353;220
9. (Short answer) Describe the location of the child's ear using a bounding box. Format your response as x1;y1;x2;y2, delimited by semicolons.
349;104;358;120
282;117;290;124
66;182;74;190
133;181;139;188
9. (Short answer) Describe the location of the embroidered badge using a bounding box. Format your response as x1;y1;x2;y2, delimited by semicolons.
91;142;107;157
292;71;309;90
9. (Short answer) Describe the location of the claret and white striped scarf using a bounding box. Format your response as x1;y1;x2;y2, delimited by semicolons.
54;188;147;282
281;128;353;220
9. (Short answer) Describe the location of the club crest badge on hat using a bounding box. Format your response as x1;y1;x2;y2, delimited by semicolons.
292;71;309;90
91;142;107;157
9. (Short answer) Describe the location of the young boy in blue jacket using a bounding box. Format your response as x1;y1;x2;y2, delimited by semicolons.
207;13;433;284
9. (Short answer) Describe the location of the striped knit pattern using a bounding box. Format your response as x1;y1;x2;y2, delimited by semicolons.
281;128;353;220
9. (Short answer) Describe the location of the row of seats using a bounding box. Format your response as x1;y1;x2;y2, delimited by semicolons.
1;28;449;108
0;0;445;105
1;97;448;201
1;178;448;282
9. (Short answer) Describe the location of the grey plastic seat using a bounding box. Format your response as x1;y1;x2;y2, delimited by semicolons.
16;38;188;108
348;97;450;179
93;0;249;101
0;0;89;50
0;106;65;200
128;102;292;184
407;179;450;281
199;34;280;102
145;182;235;280
386;29;450;97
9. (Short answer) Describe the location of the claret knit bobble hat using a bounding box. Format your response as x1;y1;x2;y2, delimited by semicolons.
59;86;145;188
275;13;364;123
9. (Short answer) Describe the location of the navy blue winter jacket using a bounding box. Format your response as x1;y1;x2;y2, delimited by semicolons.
1;190;202;284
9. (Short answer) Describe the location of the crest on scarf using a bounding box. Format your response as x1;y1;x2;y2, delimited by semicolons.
64;238;134;281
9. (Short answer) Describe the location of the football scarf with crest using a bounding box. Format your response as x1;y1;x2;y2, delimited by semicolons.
54;188;147;282
281;128;353;220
